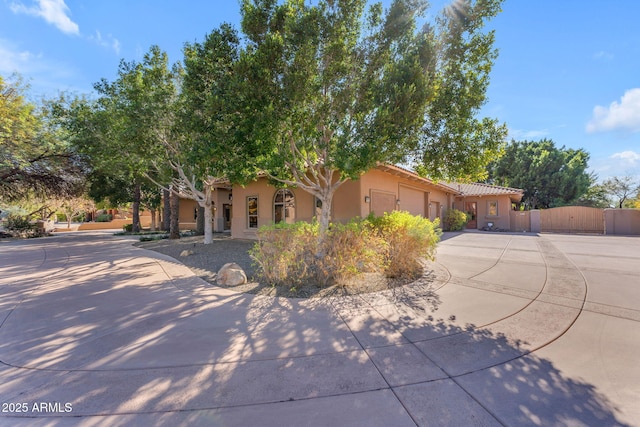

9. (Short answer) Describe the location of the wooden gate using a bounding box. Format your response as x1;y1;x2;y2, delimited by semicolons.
541;206;604;234
510;211;531;232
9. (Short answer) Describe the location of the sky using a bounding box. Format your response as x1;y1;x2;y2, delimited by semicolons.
1;0;639;182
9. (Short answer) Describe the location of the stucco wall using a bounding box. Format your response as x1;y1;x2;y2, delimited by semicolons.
357;169;450;224
454;195;513;230
231;178;314;239
604;209;640;235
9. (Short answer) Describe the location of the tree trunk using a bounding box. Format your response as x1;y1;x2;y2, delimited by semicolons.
203;204;213;244
162;188;170;231
132;182;141;233
196;206;205;235
150;208;157;231
315;189;336;257
170;189;180;239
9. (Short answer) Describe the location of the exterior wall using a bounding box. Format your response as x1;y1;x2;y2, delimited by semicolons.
178;198;199;230
604;208;640;235
229;169;453;239
332;179;362;223
454;195;513;230
357;169;450;224
231;177;314;239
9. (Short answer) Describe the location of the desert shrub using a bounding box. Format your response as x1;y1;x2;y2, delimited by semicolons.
123;224;133;232
367;211;441;279
443;208;469;231
251;212;441;288
4;214;40;237
95;213;112;222
5;214;34;232
315;220;386;286
250;221;318;286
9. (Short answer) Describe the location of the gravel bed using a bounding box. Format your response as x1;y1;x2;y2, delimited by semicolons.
136;234;442;298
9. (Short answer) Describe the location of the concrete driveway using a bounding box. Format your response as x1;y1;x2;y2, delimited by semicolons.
0;231;638;426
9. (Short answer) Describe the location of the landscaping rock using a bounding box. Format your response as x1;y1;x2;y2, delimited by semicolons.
216;262;247;286
180;250;194;257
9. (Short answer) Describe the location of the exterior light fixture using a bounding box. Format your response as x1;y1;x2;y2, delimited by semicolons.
396;199;401;205
364;196;371;203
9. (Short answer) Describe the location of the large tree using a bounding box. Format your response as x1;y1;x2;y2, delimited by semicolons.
162;24;243;244
67;48;175;232
1;74;85;202
602;175;640;209
487;139;591;209
235;0;505;238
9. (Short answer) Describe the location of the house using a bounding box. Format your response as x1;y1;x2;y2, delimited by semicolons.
172;164;523;238
449;182;524;230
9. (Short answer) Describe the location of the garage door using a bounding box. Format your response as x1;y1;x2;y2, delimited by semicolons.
399;186;425;216
370;191;396;216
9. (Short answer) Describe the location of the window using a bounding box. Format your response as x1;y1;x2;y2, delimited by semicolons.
247;196;258;229
274;189;295;224
488;200;498;216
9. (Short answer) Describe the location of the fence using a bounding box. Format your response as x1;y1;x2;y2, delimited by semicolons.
510;207;640;235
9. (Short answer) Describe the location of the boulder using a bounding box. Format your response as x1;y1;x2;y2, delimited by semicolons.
216;262;247;286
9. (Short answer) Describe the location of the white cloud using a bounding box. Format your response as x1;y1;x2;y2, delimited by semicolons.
586;88;640;133
0;39;78;95
508;128;548;140
593;51;614;61
10;0;79;35
88;31;121;55
611;150;640;165
0;39;42;74
591;151;640;181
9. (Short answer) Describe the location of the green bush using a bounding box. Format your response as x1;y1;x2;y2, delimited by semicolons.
443;208;469;231
123;223;133;232
95;213;112;222
366;211;441;278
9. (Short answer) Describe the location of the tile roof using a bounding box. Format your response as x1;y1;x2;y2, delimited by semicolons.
441;182;524;198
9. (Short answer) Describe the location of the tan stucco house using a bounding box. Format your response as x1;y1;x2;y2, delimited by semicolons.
174;164;523;238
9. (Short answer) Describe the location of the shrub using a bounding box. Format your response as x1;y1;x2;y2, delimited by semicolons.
3;214;43;237
316;220;386;286
5;214;36;234
443;208;469;231
95;213;112;222
250;212;441;288
250;221;318;286
366;211;441;279
123;224;133;232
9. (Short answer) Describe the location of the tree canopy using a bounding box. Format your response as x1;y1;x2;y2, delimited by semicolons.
487;139;591;209
1;74;85;203
231;0;505;235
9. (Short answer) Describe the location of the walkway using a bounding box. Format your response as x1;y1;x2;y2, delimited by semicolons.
0;231;638;426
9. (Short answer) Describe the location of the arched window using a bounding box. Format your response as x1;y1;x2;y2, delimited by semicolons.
274;189;295;224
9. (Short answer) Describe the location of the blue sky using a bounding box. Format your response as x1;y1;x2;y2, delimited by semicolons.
2;0;639;181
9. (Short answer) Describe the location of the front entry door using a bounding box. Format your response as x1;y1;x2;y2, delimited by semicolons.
465;202;477;229
223;204;232;231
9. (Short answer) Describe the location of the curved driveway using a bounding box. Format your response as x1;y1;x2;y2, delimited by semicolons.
1;231;639;426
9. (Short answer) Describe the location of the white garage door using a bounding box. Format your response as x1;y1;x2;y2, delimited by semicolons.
399;186;425;217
